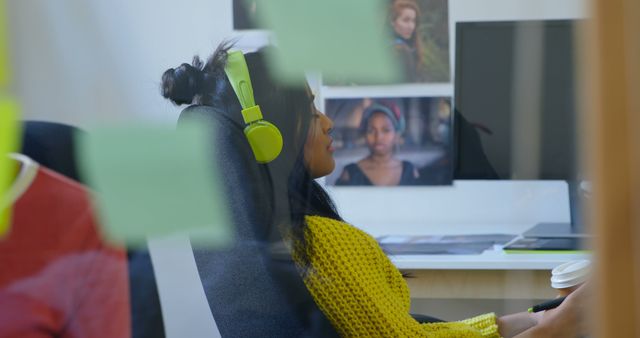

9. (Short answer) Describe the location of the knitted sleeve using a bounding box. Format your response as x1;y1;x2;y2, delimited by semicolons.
299;216;501;338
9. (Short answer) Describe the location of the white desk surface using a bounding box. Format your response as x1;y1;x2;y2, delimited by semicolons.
390;249;589;270
330;180;588;271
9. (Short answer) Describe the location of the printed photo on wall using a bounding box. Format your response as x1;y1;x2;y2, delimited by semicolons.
389;0;450;82
325;0;451;85
325;96;453;186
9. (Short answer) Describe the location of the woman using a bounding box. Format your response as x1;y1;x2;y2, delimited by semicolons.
336;102;420;186
161;43;587;338
390;0;427;82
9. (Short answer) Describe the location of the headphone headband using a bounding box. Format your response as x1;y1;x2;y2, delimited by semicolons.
225;51;255;110
223;50;283;163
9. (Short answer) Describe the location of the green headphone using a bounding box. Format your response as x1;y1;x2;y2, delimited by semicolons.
224;50;283;163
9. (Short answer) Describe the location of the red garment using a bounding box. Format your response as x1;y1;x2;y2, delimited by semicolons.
0;161;130;338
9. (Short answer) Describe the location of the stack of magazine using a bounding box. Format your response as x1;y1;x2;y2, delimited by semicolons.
378;234;517;255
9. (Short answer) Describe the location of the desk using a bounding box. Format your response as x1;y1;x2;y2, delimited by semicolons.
392;250;588;299
388;249;588;319
329;181;582;317
330;180;580;299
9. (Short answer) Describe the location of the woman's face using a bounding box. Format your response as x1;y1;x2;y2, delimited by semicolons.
366;112;397;156
304;104;335;179
392;7;417;40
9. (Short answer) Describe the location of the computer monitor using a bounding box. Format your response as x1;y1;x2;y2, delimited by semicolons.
453;19;585;228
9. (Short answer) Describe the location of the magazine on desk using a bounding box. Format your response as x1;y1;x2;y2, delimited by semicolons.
377;234;517;255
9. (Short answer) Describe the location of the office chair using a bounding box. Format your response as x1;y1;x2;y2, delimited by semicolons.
136;104;339;338
20;121;84;183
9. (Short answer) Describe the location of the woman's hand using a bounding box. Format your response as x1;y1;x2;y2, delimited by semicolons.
537;283;589;337
497;312;540;337
514;283;590;338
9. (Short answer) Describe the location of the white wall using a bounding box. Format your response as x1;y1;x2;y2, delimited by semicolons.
7;0;236;128
7;0;588;129
7;0;589;233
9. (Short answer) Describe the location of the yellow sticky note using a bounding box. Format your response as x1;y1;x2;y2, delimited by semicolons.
0;97;21;236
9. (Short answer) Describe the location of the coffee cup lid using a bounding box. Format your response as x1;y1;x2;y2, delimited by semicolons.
551;259;590;289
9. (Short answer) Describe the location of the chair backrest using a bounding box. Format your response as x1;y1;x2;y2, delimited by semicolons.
139;105;338;338
147;234;223;338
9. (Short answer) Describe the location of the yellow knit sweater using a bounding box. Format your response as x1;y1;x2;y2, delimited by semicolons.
295;215;501;338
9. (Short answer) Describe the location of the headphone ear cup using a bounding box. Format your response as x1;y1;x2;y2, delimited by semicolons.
244;121;283;163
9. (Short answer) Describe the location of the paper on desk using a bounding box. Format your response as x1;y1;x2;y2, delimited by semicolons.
77;123;233;248
0;98;20;237
378;234;517;255
255;0;400;84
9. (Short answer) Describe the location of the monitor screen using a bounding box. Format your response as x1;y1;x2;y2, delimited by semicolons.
454;19;579;181
454;19;585;227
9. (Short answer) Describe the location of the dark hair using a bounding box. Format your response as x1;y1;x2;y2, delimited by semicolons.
161;42;342;272
162;57;209;106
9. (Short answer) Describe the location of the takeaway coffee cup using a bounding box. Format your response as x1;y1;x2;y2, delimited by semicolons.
550;259;591;296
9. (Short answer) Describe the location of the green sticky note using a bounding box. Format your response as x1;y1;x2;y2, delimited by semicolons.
0;97;20;237
256;0;400;84
77;123;233;248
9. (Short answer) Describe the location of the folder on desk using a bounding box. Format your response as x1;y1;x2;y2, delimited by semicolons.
503;237;584;253
504;223;591;253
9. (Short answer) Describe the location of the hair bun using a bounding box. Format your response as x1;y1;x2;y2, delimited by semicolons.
161;63;205;106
